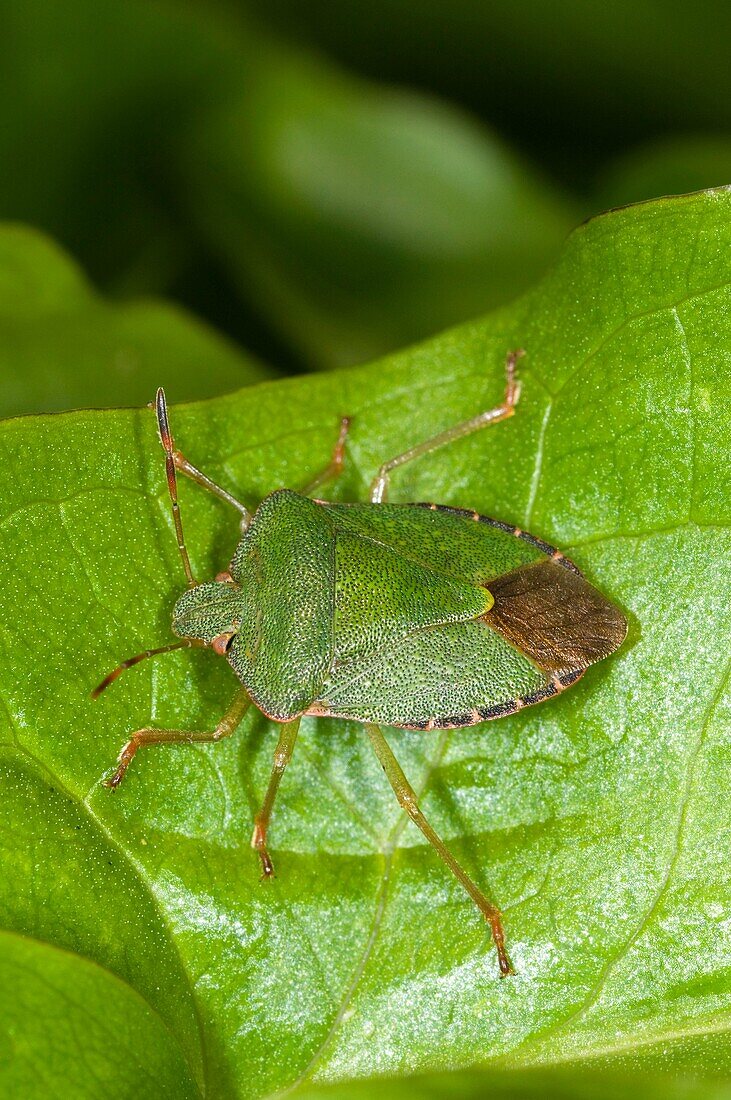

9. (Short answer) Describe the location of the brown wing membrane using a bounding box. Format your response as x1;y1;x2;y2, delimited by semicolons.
483;559;627;675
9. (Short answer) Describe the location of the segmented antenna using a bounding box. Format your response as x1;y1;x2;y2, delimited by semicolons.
156;387;195;586
91;640;203;699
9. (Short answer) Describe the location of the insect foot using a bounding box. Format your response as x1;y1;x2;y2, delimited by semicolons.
251;818;276;879
364;724;517;976
249;719;302;881
103;738;139;790
487;913;515;978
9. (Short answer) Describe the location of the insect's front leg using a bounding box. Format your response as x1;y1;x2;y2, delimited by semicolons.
104;689;250;788
251;718;301;877
364;722;514;977
369;349;524;503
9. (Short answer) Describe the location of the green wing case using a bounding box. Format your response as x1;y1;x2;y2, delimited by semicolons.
320;500;548;585
228;491;334;720
226;492;626;727
332;527;492;663
318;617;547;727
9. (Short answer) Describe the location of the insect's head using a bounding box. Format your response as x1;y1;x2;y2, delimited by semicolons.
155;386;245;655
91;389;244;700
172;579;242;655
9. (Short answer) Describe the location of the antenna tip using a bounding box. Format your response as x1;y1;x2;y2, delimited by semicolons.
156;388;172;450
90;674;113;699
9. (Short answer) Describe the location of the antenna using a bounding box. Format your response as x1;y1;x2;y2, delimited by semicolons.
91;640;203;699
156;388;195;586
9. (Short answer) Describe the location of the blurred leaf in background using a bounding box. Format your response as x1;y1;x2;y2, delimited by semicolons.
1;191;730;1097
182;50;575;369
0;225;268;416
1;0;729;404
241;0;731;186
0;0;211;296
0;0;576;394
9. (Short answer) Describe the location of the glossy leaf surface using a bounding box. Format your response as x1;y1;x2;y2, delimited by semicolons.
0;190;729;1096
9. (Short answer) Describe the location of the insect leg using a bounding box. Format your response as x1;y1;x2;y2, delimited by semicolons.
251;718;301;878
173;452;253;529
364;722;514;977
369;350;523;503
155;388;253;531
104;689;250;789
300;416;351;497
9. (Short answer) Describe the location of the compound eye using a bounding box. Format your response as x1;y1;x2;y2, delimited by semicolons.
210;632;235;656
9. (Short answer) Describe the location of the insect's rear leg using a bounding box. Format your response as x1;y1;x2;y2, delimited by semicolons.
104;689;250;788
251;718;301;877
300;417;351;498
370;349;524;503
364;722;514;977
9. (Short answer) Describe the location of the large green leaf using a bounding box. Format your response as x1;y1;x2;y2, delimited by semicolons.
0;225;269;417
0;188;729;1097
0;931;199;1099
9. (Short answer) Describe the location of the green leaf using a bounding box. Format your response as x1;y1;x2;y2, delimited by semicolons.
0;931;199;1099
0;188;729;1097
0;224;270;417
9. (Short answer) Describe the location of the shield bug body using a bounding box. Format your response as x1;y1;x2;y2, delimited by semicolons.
94;352;627;976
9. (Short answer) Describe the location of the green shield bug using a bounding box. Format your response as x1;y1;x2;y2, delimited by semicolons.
93;351;627;976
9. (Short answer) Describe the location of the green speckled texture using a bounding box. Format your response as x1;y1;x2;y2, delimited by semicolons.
332;527;491;663
322;500;542;583
230;491;334;719
322;619;543;725
173;582;243;644
206;490;569;724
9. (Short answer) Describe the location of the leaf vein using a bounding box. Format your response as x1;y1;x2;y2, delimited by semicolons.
287;729;454;1089
511;648;731;1060
4;738;209;1096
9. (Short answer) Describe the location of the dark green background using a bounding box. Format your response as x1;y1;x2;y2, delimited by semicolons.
1;0;730;411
